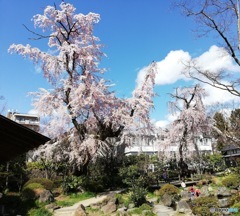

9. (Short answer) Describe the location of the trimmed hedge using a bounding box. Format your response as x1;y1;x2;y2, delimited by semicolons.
222;175;240;189
156;184;179;197
21;183;45;200
191;196;219;216
23;178;54;191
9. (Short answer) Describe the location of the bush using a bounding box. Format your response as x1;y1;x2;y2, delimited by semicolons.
130;186;148;207
191;196;219;216
23;178;54;191
156;184;179;198
62;175;83;194
21;183;44;200
229;193;240;206
222;175;240;189
129;203;154;216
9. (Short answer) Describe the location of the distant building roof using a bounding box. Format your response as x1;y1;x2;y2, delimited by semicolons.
221;145;240;152
0;114;50;162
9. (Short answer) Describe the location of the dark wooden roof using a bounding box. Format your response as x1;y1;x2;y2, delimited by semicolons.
0;114;50;162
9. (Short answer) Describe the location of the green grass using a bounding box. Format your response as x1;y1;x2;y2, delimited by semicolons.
129;203;156;216
56;191;95;207
28;207;52;216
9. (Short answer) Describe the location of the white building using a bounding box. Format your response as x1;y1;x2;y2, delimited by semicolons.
7;111;40;132
124;132;213;156
124;134;158;156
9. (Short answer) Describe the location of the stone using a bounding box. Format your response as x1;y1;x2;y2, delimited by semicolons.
218;198;230;208
161;194;173;207
200;186;210;197
215;187;231;198
72;204;86;216
45;203;60;212
177;200;192;214
39;190;54;203
231;189;238;195
101;201;117;214
180;190;191;201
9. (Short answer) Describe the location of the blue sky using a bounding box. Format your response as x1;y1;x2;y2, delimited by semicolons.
0;0;237;126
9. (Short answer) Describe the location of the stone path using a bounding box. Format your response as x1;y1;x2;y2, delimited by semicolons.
53;194;108;216
53;192;177;216
153;204;176;216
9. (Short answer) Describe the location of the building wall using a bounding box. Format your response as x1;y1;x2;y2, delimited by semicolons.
7;112;40;132
124;133;213;156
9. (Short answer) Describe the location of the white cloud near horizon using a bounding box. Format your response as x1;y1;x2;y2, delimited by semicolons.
137;45;240;127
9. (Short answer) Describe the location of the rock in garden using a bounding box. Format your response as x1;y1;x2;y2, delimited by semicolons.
101;201;117;214
177;200;192;214
161;194;174;207
215;187;231;198
39;190;54;203
72;204;86;216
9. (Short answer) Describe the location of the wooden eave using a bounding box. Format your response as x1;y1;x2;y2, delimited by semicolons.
0;114;50;162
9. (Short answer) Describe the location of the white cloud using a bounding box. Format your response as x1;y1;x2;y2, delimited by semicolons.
154;113;178;128
140;45;240;125
28;109;39;115
136;50;191;86
202;83;240;106
194;45;240;73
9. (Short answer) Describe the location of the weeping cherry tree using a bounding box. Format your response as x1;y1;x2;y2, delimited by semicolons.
8;2;157;174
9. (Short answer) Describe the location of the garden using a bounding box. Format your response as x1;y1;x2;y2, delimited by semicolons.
0;153;239;216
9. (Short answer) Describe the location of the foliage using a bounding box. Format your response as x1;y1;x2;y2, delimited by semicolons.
130;186;148;207
119;155;154;207
0;154;27;192
28;207;52;216
194;153;226;174
229;193;240;207
23;178;54;191
165;84;211;176
191;196;219;216
0;193;36;216
56;192;95;207
156;184;179;198
79;153;125;192
9;2;157;173
129;203;155;216
212;112;229;151
62;175;83;194
222;174;240;189
21;183;45;201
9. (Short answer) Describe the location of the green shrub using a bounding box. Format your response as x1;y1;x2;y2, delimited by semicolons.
23;178;54;190
157;184;179;198
129;203;154;215
191;196;219;216
22;183;44;200
232;202;240;209
130;186;148;207
222;175;240;189
230;194;240;206
62;175;83;194
24;183;44;190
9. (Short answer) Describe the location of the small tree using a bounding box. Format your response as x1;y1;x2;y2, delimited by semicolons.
119;155;151;207
166;84;212;176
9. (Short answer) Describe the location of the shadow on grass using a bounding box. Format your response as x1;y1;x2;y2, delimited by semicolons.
0;193;36;216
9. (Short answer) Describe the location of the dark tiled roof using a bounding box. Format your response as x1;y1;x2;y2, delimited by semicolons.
221;145;240;152
0;115;50;162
